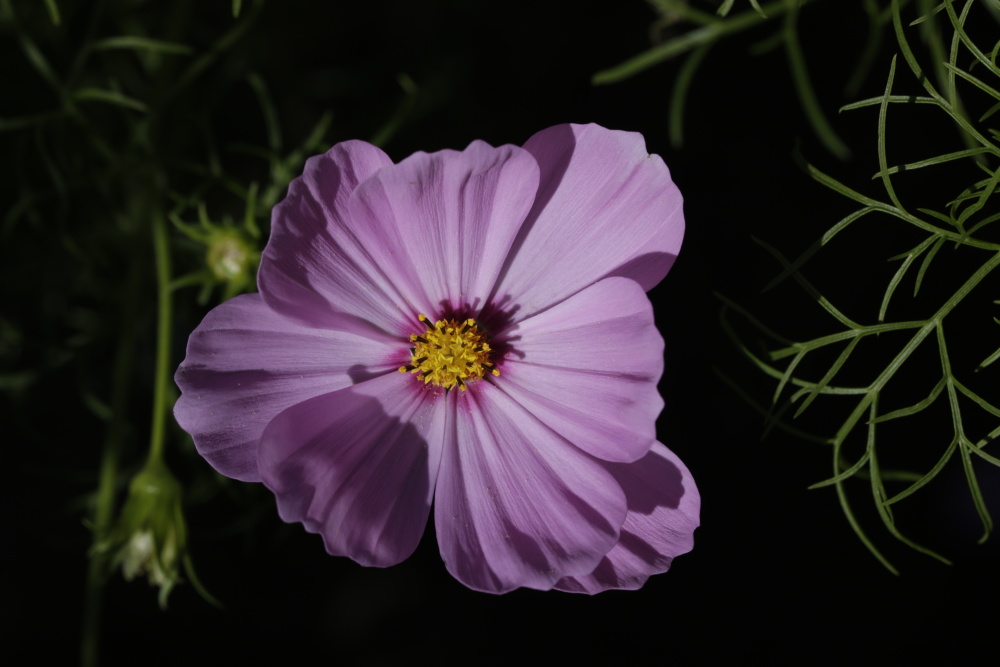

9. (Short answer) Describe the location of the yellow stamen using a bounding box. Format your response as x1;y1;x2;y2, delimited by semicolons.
397;314;499;391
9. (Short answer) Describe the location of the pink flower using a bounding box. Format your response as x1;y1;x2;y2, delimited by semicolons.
174;123;699;593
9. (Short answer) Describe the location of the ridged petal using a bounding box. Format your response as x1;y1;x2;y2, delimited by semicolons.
555;442;700;593
257;140;410;339
173;294;398;482
434;384;627;593
345;140;539;318
258;373;445;567
497;276;663;463
492;123;684;319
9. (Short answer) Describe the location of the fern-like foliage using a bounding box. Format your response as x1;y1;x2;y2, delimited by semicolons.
723;0;1000;571
598;0;858;154
599;1;1000;157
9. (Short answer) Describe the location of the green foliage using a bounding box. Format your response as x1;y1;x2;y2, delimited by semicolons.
724;0;1000;570
0;0;360;661
598;0;854;153
599;1;992;157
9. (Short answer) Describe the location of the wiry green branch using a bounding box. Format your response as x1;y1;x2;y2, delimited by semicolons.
724;0;1000;571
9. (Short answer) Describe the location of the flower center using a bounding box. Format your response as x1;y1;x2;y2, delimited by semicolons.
398;314;499;391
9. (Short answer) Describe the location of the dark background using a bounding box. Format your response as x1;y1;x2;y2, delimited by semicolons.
6;1;998;664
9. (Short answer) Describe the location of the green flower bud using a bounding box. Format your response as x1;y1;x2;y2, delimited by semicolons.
206;229;259;285
98;461;188;608
170;196;262;303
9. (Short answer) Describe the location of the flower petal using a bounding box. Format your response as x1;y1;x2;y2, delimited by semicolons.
493;123;684;319
434;384;627;593
555;442;700;594
173;294;398;482
258;373;445;567
346;140;539;317
497;276;664;463
257;140;410;338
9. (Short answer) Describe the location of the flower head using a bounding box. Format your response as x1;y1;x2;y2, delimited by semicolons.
174;123;699;593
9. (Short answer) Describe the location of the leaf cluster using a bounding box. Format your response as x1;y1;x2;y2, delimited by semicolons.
598;0;995;158
0;0;322;618
722;0;1000;571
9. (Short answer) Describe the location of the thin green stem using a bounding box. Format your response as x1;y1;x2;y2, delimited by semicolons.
840;249;1000;435
592;0;800;85
148;200;173;465
782;0;850;159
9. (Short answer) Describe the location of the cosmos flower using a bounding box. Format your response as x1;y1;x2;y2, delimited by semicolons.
174;123;699;593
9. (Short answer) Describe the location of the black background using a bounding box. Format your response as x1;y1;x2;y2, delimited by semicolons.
6;1;999;664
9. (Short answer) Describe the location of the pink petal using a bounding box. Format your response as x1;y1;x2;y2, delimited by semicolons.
346;140;539;316
497;277;663;463
493;123;684;319
173;294;399;482
257;140;411;338
434;384;627;593
555;442;700;594
257;373;445;567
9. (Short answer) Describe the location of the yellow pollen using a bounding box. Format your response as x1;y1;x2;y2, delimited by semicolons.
397;314;499;391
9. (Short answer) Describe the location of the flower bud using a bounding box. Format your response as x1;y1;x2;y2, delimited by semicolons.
206;229;258;284
98;461;188;608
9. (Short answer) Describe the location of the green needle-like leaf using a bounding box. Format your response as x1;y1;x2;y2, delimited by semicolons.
793;337;862;418
762;208;875;292
880;236;936;321
717;0;736;16
942;62;1000;102
877;147;997;177
247;73;282;154
870;378;946;423
957;165;1000;227
668;43;712;148
92;37;193;55
979;345;1000;370
835;466;898;574
754;236;862;329
592;0;780;85
954;379;1000;417
893;0;1000;153
959;438;993;543
807;450;870;489
846;0;888;97
43;0;59;25
782;2;850;159
945;0;1000;79
878;56;906;211
868;397;952;563
773;349;805;406
913;236;945;296
841;95;938;111
969;439;1000;466
72;88;148;112
886;439;958;506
